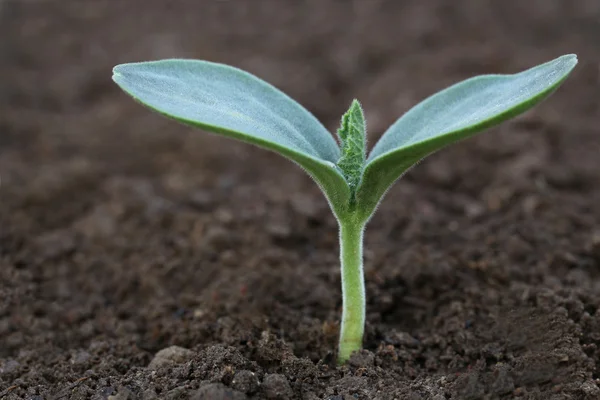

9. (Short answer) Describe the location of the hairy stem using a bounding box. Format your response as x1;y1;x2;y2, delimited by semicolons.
337;216;366;364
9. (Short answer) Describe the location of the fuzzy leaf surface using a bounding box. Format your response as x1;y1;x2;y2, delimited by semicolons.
112;60;351;215
356;54;578;218
336;100;367;194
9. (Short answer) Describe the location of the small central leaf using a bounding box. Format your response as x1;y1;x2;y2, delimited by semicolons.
336;99;367;196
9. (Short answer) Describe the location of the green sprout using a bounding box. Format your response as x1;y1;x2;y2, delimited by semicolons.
112;54;577;364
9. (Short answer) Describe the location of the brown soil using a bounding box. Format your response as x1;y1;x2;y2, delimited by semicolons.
1;0;600;399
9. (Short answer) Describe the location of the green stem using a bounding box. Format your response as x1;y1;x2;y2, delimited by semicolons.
337;216;366;364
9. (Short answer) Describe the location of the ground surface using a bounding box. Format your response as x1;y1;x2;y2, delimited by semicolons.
1;0;600;399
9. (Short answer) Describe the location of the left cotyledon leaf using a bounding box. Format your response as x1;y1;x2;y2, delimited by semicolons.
112;59;351;215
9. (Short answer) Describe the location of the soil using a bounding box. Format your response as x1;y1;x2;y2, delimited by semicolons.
1;0;600;399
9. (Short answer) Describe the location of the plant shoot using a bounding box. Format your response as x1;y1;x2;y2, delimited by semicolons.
112;54;577;364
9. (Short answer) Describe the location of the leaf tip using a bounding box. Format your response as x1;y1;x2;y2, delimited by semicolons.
553;54;578;76
560;53;578;67
350;98;362;110
112;63;141;85
111;64;126;84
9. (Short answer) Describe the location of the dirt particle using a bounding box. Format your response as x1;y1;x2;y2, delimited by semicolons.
142;388;159;400
301;392;320;400
73;204;120;239
204;226;234;251
261;373;293;400
578;380;600;397
266;221;291;239
215;208;234;224
455;371;485;400
187;190;215;210
256;331;294;363
348;349;375;368
588;231;600;260
231;370;259;394
148;346;194;370
490;364;514;395
107;385;134;400
513;387;525;396
191;383;247;400
165;385;191;399
33;229;76;260
385;331;420;348
0;359;19;375
70;351;91;365
464;200;485;219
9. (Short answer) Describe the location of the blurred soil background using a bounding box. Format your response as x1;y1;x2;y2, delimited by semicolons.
1;0;600;399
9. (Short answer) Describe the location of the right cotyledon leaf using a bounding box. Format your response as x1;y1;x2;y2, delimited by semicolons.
112;59;351;216
355;54;578;218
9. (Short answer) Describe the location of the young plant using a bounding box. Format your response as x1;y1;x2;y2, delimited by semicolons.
112;54;577;364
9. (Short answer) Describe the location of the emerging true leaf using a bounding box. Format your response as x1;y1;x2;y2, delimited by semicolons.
112;60;351;216
355;54;578;219
336;100;367;197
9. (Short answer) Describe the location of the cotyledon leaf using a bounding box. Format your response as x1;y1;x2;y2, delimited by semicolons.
112;59;351;216
355;54;578;218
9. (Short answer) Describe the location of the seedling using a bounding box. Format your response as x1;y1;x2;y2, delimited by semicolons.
112;54;577;364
